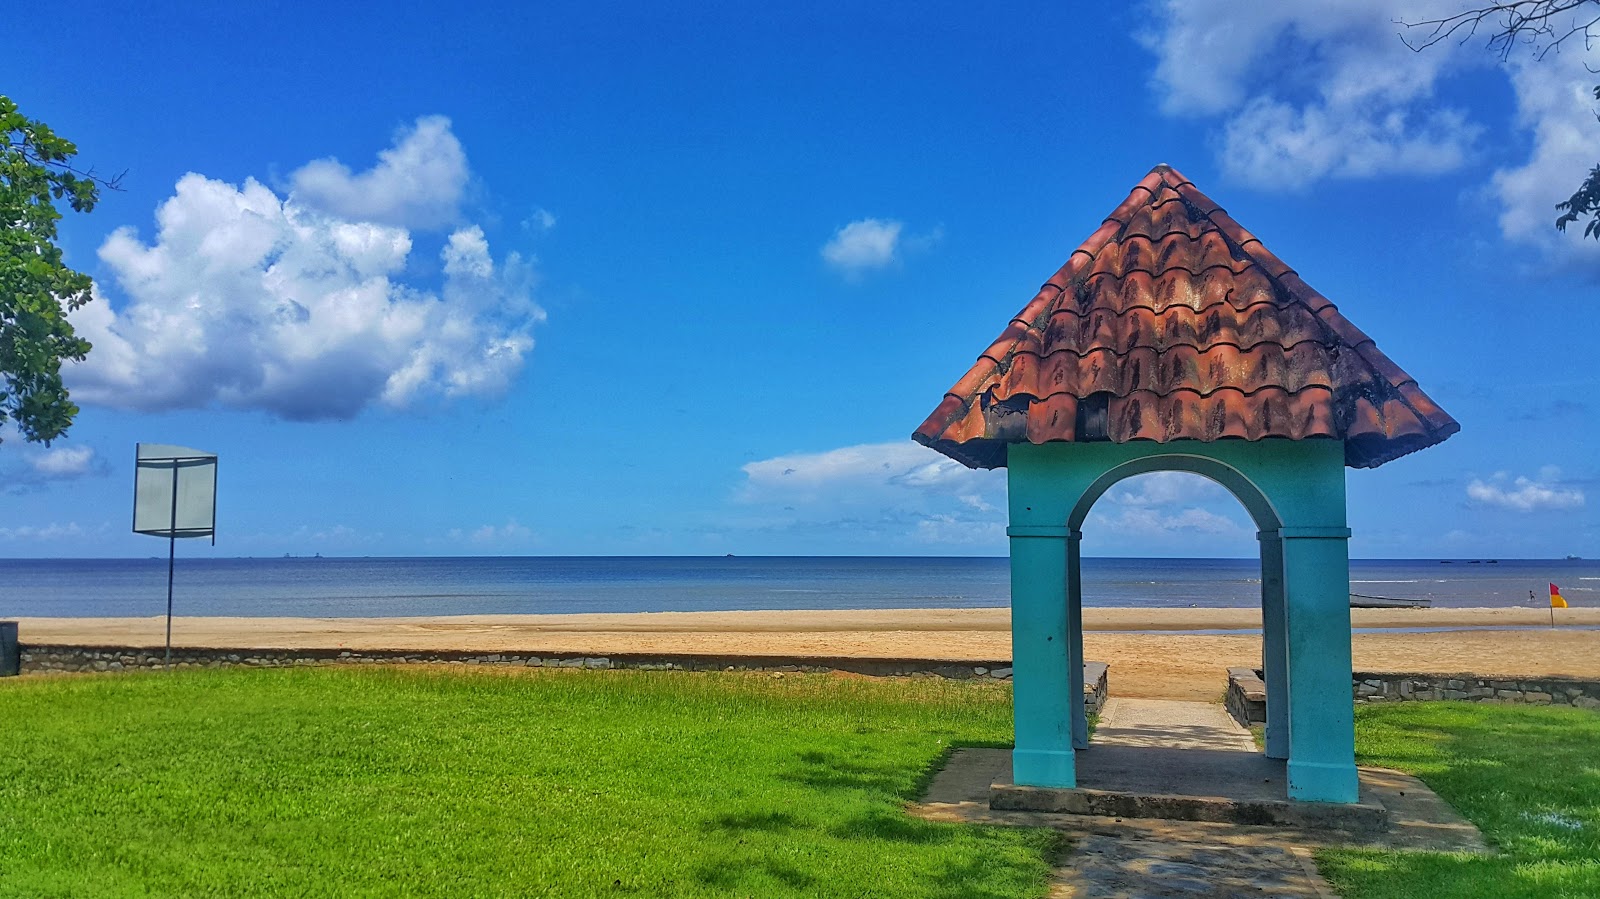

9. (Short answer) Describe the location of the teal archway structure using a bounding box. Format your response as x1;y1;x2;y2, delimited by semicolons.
913;165;1458;805
1007;439;1353;801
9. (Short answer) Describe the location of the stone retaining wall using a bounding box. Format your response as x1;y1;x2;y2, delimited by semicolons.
1352;671;1600;709
1225;667;1600;726
15;645;1111;714
1224;667;1266;725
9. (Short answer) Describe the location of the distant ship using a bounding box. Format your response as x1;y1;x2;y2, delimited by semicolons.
1569;555;1584;561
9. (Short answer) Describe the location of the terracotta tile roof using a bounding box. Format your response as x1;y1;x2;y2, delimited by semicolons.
914;165;1458;470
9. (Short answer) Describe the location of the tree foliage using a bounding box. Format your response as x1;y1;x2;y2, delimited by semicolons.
0;96;111;446
1401;1;1600;240
1555;87;1600;238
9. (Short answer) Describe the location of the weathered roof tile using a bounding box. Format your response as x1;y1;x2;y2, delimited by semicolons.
913;164;1458;469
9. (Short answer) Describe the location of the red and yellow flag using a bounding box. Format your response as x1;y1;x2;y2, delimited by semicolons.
1551;583;1569;609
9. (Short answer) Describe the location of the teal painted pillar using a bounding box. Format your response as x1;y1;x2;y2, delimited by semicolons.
1258;530;1289;760
1066;530;1088;750
1282;526;1359;803
1007;524;1076;787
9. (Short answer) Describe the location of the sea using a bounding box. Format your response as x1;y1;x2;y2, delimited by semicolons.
2;556;1596;619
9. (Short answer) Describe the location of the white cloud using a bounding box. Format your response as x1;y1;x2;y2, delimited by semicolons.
1140;2;1600;267
741;441;998;501
29;445;98;478
1102;470;1231;508
821;219;906;275
0;428;106;492
1096;505;1247;539
1217;97;1474;188
1466;468;1585;512
0;522;87;541
523;208;556;233
739;441;1004;547
1492;54;1600;264
448;519;536;545
1080;471;1255;554
1142;1;1476;189
288;116;468;229
67;119;544;421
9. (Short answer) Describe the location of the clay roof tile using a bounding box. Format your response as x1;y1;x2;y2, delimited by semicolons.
913;164;1458;469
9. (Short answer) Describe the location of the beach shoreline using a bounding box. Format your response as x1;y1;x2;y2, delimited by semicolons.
14;606;1599;701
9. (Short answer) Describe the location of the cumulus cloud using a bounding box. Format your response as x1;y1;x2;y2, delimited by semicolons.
821;219;903;274
1466;467;1585;512
1102;470;1232;508
741;441;998;501
288;116;468;229
523;208;556;234
1142;1;1476;189
67;118;543;421
737;444;1260;550
29;445;100;478
1140;2;1600;267
1095;505;1247;539
1087;471;1253;546
0;428;107;493
1492;54;1600;264
739;441;1004;546
819;219;940;277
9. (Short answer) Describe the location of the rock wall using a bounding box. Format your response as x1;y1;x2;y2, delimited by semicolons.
1225;667;1600;726
1224;667;1266;725
1352;671;1600;709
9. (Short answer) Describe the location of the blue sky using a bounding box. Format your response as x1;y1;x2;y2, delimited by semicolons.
2;1;1596;559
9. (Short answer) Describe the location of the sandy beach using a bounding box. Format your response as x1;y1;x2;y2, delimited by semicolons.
18;606;1600;700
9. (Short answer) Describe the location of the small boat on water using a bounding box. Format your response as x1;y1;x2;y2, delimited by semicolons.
1349;593;1432;609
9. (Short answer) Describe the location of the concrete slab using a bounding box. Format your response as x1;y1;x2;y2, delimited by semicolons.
914;747;1485;853
991;699;1396;831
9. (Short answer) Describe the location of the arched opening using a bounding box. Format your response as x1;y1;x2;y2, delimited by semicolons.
1069;461;1291;760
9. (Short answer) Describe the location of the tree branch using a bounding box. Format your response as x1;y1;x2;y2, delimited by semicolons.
2;139;125;191
1398;1;1599;60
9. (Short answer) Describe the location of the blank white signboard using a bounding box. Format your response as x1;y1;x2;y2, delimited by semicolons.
133;444;218;539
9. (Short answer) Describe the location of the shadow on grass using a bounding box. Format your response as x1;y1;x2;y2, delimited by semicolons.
778;748;916;794
702;809;804;834
697;741;1057;898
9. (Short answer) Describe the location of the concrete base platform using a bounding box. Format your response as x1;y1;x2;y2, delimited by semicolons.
919;747;1485;852
916;704;1486;899
991;777;1389;832
995;697;1388;830
931;699;1485;852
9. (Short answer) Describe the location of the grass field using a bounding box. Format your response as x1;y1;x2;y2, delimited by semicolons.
1320;702;1600;899
0;667;1058;898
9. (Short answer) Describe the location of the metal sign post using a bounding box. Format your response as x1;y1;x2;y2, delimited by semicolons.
132;444;218;668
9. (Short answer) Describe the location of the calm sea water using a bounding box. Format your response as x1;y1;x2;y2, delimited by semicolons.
3;556;1596;618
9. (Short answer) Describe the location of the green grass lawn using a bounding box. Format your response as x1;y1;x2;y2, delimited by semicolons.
0;667;1058;898
1319;702;1600;899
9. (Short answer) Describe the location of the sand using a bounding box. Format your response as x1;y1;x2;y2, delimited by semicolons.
17;606;1600;701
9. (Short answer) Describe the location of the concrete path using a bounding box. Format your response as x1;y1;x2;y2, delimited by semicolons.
1093;698;1258;751
1072;698;1295;805
913;698;1487;898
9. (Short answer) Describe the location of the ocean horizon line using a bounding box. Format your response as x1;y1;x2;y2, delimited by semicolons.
1;554;1584;563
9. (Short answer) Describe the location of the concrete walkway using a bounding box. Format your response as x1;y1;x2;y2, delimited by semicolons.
913;698;1487;898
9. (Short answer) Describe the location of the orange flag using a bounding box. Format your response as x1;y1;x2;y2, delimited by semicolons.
1551;583;1569;608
